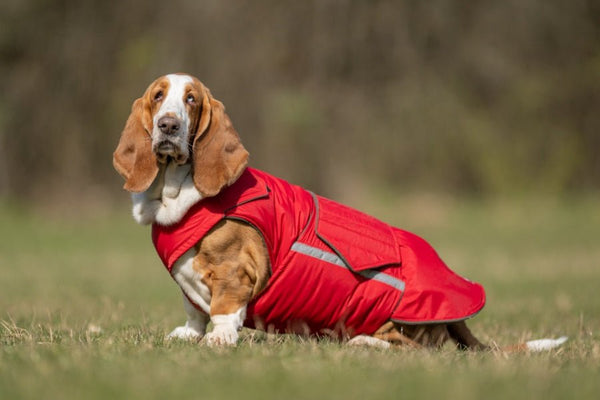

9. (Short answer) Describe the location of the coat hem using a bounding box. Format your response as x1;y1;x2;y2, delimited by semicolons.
390;306;484;325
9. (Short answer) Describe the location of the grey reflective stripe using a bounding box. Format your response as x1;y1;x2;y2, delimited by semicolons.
357;269;405;291
291;242;346;267
290;242;405;292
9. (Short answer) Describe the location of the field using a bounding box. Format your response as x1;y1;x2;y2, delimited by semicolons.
1;195;599;399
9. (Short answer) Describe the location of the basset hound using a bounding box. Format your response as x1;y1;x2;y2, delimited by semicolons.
113;73;567;351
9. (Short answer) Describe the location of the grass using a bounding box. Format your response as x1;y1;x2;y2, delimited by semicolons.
1;195;599;399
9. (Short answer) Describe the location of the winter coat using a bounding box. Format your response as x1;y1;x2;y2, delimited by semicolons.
152;168;485;337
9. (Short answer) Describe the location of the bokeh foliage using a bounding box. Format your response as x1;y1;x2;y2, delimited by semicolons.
1;0;598;201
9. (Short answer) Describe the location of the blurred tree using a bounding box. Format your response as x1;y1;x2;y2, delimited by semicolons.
0;0;598;203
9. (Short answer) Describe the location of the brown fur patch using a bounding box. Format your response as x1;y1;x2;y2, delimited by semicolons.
192;219;270;316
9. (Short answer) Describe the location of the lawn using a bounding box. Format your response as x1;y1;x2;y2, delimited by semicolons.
1;195;599;399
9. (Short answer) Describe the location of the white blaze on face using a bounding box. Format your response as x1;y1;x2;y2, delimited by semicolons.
152;74;194;162
156;74;193;122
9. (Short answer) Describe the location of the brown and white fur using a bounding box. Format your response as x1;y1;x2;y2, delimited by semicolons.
113;73;567;351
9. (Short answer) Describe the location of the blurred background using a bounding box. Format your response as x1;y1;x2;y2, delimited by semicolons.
1;0;599;208
1;4;600;396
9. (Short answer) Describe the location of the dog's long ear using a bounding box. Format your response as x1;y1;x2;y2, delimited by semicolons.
113;98;159;192
192;87;249;197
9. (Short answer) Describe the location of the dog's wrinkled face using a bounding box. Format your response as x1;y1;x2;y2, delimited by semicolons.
147;74;202;164
114;73;248;196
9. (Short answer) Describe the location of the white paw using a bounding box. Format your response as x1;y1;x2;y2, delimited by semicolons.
167;325;203;340
204;326;239;346
131;195;162;225
163;184;181;199
347;335;391;349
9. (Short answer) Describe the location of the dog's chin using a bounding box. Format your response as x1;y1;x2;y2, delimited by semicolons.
154;142;189;165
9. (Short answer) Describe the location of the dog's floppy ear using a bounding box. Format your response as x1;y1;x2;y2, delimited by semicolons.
192;87;249;197
113;98;159;192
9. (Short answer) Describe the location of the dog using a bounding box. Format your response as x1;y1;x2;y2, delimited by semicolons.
113;73;567;351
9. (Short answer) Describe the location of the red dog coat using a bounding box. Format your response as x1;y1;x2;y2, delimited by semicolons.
152;168;485;337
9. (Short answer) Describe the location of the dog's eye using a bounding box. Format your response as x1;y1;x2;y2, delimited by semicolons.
186;94;196;105
154;91;163;102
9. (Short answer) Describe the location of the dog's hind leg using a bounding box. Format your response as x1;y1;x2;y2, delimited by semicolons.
446;321;489;350
371;322;424;348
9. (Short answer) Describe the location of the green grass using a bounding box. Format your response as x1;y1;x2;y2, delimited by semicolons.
1;196;599;400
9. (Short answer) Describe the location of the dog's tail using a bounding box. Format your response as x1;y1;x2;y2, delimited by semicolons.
447;321;568;352
502;336;568;352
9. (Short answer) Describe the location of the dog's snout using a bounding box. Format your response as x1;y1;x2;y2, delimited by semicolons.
157;116;181;135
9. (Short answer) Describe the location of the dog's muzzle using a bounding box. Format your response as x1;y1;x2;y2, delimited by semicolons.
154;139;188;165
153;116;189;164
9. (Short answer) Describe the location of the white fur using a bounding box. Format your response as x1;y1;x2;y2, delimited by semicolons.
152;74;194;162
131;163;202;226
204;307;247;346
525;336;568;351
170;248;212;315
167;294;210;340
167;249;212;341
347;335;391;349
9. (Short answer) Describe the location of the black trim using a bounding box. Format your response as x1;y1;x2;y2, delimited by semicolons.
391;307;484;325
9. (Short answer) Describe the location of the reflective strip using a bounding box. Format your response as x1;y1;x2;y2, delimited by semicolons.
357;269;405;292
291;242;346;267
290;242;405;292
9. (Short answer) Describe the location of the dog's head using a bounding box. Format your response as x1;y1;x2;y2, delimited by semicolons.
113;73;249;197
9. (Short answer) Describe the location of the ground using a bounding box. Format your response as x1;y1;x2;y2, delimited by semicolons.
1;195;599;399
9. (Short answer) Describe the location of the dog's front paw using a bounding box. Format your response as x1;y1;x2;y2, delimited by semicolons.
132;196;162;225
204;326;239;346
167;325;203;341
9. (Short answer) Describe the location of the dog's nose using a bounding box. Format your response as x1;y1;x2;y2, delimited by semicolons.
157;116;181;135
